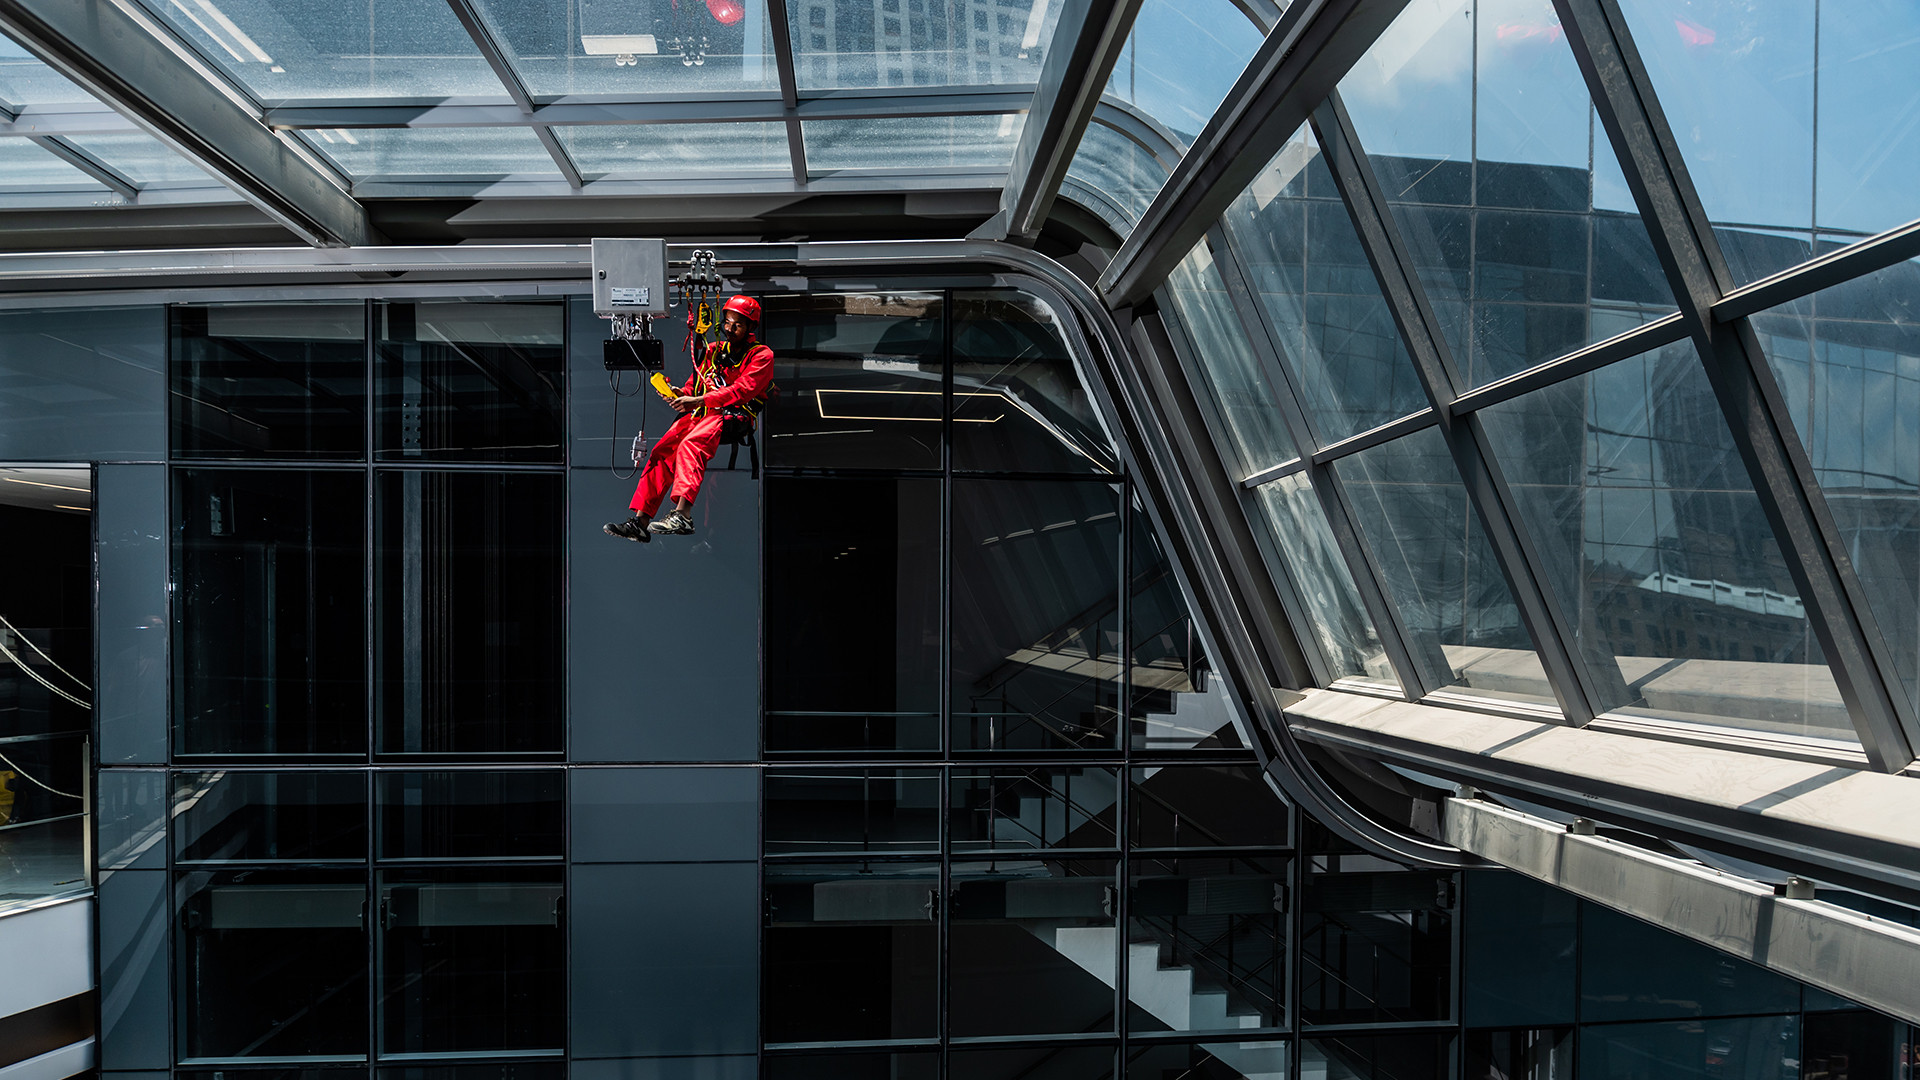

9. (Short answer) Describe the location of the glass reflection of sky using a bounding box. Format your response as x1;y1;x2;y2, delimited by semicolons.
1104;0;1264;146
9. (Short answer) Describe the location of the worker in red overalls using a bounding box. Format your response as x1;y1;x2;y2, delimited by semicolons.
605;294;774;542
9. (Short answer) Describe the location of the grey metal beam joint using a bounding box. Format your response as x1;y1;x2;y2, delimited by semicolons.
1554;0;1920;771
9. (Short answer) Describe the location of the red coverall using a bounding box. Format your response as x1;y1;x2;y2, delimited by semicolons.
629;339;775;516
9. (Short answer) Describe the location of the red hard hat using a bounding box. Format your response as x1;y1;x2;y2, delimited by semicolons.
721;295;761;323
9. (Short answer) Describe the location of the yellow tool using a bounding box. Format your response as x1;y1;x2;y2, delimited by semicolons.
649;371;679;403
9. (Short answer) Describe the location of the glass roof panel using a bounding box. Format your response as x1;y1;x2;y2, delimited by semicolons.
63;133;214;185
1103;0;1265;147
0;34;91;105
788;0;1064;90
471;0;778;98
299;127;560;181
1337;0;1679;389
802;114;1023;171
558;123;789;178
1062;120;1170;232
131;0;505;106
0;140;107;188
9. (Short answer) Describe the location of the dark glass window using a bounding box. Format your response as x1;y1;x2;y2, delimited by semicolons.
181;1070;370;1080
766;477;941;753
950;1047;1118;1080
1462;870;1575;1028
177;870;369;1059
172;303;367;460
950;289;1116;474
1129;500;1241;751
1301;833;1453;1026
767;1052;938;1080
951;479;1122;751
1464;1028;1571;1080
761;291;944;471
374;301;564;464
1579;1016;1797;1080
1579;902;1798;1021
1129;855;1287;1034
173;468;367;757
764;768;941;856
948;858;1118;1037
374;471;562;757
377;1067;563;1080
376;770;563;860
1130;766;1289;849
764;862;939;1042
949;766;1119;852
1305;1033;1456;1080
174;771;367;864
1125;1040;1289;1078
376;868;565;1055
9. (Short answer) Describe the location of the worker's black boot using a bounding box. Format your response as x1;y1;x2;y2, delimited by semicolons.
603;515;652;542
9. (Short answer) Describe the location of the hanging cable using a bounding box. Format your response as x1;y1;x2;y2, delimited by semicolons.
608;365;646;481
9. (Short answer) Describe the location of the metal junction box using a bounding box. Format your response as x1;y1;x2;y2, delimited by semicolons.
591;238;668;317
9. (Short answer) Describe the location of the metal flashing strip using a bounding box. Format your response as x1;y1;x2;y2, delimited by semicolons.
1288;687;1920;906
1446;797;1920;1026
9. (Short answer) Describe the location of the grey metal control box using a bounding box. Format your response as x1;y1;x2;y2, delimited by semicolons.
591;238;668;317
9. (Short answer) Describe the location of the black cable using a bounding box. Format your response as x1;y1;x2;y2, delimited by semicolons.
608;365;645;481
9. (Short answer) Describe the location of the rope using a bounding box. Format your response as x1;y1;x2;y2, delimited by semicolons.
0;614;89;691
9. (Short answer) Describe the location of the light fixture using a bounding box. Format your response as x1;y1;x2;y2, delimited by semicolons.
582;34;660;67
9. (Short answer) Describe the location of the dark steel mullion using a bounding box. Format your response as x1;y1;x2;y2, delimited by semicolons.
1311;92;1615;725
1556;0;1920;770
765;0;808;185
1448;311;1688;417
533;126;584;189
1201;223;1440;696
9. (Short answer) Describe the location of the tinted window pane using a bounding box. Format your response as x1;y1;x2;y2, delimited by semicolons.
1127;1040;1289;1079
375;302;564;463
377;868;565;1055
1131;498;1246;750
1225;130;1430;440
1338;0;1676;382
1464;1030;1570;1080
1334;428;1554;704
1462;870;1575;1028
765;477;941;753
951;1047;1118;1080
1131;766;1289;849
1578;903;1798;1021
951;289;1116;474
1304;1033;1456;1080
764;769;940;856
1103;0;1264;143
950;766;1119;852
767;1053;938;1080
1064;121;1172;232
950;859;1117;1037
951;480;1122;750
1251;475;1397;688
1130;855;1287;1034
177;870;368;1059
1481;344;1852;741
760;292;943;471
1164;243;1296;479
1752;258;1920;722
174;771;366;864
764;863;939;1042
0;306;164;461
473;0;778;97
787;0;1063;90
173;468;367;757
1580;1015;1797;1080
375;472;562;756
172;304;366;460
1301;856;1453;1025
376;770;563;860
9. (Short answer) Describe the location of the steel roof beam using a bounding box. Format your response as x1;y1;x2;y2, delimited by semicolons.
985;0;1144;242
765;0;808;184
1097;0;1410;307
0;0;375;247
263;91;1036;131
444;0;583;188
30;134;138;198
